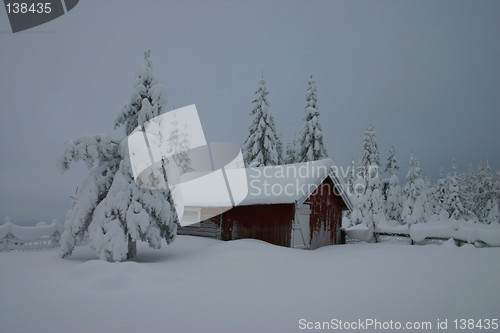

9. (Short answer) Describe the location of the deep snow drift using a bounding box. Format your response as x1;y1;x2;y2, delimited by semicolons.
0;236;499;333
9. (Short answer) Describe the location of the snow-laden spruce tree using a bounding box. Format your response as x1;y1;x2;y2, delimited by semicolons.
297;75;328;162
446;160;471;221
384;146;402;222
401;153;428;224
360;126;382;217
426;177;441;216
284;136;298;164
461;166;478;217
276;133;284;164
349;126;384;228
356;169;386;230
242;73;280;167
59;51;177;262
359;125;380;175
475;162;499;224
434;166;449;215
356;165;386;229
385;146;398;176
482;199;500;224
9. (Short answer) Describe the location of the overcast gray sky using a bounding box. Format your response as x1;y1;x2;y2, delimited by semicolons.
1;0;499;224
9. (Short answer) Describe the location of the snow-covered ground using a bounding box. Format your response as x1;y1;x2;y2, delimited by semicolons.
1;236;499;333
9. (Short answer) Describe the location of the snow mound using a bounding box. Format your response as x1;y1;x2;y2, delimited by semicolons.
345;224;373;242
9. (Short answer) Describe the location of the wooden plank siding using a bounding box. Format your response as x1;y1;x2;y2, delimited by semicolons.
308;177;345;249
218;204;295;248
177;207;229;238
177;219;219;238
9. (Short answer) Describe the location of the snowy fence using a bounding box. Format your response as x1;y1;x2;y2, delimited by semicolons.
0;219;65;252
343;221;500;247
345;232;444;246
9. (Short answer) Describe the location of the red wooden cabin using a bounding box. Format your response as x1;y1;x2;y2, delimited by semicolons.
178;159;352;249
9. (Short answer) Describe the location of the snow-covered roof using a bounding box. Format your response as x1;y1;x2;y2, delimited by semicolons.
180;159;352;210
0;220;64;240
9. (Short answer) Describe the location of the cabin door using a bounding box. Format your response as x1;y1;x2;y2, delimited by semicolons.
292;204;311;249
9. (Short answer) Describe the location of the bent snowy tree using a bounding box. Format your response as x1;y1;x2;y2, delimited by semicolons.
58;51;177;261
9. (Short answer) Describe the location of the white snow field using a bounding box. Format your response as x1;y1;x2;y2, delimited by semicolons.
1;236;499;333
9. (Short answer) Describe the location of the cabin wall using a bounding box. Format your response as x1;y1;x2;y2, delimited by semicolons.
177;207;230;238
177;219;219;238
308;178;344;249
219;204;294;248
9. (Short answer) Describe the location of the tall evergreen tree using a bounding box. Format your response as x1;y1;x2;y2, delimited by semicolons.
114;50;166;136
242;73;280;167
59;51;177;262
284;136;298;164
446;160;471;221
460;165;478;220
349;126;384;228
483;198;500;224
475;162;500;224
425;177;440;216
297;75;328;162
359;125;380;176
385;146;399;176
276;133;284;164
384;146;402;222
357;165;385;228
401;153;428;224
434;165;449;215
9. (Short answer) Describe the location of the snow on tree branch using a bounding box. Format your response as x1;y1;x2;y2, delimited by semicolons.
60;159;120;258
58;135;120;173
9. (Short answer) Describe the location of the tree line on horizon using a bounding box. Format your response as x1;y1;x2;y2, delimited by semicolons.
240;73;499;226
345;126;499;227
